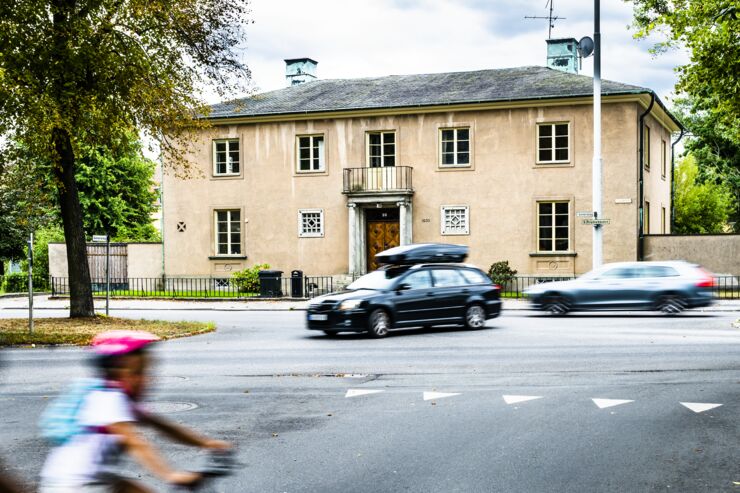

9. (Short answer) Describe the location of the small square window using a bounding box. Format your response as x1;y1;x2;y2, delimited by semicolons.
441;206;469;235
298;209;324;237
439;127;471;167
213;139;240;176
537;123;569;164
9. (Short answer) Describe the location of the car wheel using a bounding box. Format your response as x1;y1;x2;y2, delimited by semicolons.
322;330;337;337
464;304;487;329
655;295;686;315
368;309;391;338
542;294;571;315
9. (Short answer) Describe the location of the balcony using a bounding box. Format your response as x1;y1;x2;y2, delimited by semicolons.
342;166;413;195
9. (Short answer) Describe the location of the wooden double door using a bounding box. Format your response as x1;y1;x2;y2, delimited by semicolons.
366;208;400;272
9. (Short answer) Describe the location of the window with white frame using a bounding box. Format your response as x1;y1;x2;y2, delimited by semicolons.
440;128;470;167
644;125;651;170
537;201;569;252
298;209;324;237
297;135;325;172
213;139;240;176
537;123;569;163
441;206;470;235
215;210;241;255
661;139;666;178
367;131;395;168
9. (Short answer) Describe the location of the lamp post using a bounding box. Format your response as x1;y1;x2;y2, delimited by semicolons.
592;0;603;269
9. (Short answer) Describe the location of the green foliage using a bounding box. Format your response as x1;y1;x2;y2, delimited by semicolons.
1;273;48;293
487;261;518;286
628;0;740;138
673;154;734;233
231;264;270;293
22;226;65;279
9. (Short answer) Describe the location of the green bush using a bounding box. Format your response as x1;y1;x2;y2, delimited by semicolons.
2;273;49;293
230;263;269;293
487;261;517;287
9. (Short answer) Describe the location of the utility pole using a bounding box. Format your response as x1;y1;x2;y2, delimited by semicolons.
592;0;603;269
27;233;34;334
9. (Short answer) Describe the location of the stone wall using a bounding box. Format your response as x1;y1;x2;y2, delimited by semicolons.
643;234;740;275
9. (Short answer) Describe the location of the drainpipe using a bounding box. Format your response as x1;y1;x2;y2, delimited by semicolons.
670;128;685;232
637;92;655;261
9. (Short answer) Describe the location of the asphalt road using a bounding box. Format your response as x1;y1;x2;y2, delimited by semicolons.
1;308;738;492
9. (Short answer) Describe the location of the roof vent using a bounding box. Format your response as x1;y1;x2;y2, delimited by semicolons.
284;58;318;86
546;38;579;74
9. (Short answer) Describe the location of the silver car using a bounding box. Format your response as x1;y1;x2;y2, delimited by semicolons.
524;261;715;315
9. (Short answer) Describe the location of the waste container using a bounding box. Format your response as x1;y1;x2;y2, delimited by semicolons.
258;270;283;297
291;270;304;298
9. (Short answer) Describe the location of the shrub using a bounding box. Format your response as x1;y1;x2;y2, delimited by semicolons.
2;273;49;293
230;263;269;293
487;261;517;287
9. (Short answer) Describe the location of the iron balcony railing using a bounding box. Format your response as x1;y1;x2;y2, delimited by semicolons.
343;166;413;194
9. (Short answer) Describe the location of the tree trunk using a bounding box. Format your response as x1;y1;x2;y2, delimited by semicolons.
53;127;95;317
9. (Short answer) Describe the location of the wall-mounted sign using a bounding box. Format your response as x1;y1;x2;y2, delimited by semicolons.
582;218;611;225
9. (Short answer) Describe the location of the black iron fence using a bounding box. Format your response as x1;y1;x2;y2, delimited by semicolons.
343;166;413;193
49;276;334;299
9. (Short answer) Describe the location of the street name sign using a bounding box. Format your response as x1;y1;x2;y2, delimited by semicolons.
582;218;611;225
576;211;595;218
92;235;108;242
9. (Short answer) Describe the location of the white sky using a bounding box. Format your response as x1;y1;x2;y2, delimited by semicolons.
230;0;687;105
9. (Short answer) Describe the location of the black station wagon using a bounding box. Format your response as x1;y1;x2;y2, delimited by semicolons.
306;244;502;337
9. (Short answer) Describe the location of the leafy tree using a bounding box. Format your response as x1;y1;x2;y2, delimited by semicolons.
0;0;251;316
627;0;740;139
673;154;734;233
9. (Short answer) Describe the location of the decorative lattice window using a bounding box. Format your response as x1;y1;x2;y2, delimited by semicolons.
215;210;241;255
297;135;325;172
176;221;187;232
440;128;470;167
213;139;240;176
537;123;569;163
441;206;469;235
537;201;569;252
298;209;324;238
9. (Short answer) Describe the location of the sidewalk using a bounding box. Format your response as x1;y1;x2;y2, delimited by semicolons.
1;295;739;312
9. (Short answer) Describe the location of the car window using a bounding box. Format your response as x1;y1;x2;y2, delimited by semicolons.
431;269;466;287
598;267;637;279
640;266;680;278
401;270;432;290
460;269;489;284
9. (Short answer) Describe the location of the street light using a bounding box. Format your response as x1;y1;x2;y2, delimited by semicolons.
592;0;602;269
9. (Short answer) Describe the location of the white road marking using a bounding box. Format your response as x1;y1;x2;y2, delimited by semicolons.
502;395;543;405
345;389;384;398
680;402;723;413
592;398;634;409
423;391;460;401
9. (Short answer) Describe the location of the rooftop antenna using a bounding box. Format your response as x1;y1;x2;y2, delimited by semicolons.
525;0;566;39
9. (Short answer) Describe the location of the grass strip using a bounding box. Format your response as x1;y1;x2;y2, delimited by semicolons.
0;317;215;347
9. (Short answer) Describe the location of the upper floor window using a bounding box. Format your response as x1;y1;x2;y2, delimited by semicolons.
441;205;469;235
440;128;470;167
537;123;569;164
213;139;240;176
644;125;651;170
367;131;395;168
537;201;569;252
215;209;241;255
661;139;666;178
297;135;325;172
644;200;650;234
298;209;324;238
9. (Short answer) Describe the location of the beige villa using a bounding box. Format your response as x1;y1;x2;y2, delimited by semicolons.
162;39;681;280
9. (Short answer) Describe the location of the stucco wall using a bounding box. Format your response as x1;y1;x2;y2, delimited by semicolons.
48;243;162;279
48;243;68;278
163;100;674;276
644;235;740;275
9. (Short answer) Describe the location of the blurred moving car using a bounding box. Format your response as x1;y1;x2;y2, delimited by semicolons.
524;261;715;315
306;244;502;337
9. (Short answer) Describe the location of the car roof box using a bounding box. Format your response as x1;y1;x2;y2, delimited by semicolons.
375;243;468;265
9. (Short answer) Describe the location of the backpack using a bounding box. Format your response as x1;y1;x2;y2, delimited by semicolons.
39;377;106;445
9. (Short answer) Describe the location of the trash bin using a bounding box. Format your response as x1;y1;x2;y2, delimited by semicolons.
291;270;304;298
258;270;283;297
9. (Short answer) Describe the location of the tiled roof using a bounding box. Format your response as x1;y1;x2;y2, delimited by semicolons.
209;66;652;119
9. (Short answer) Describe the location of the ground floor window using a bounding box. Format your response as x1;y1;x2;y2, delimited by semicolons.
441;205;469;235
215;210;241;255
299;209;324;237
537;201;569;252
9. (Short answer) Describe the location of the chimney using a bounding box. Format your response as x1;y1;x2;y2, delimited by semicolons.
546;38;579;74
284;58;318;86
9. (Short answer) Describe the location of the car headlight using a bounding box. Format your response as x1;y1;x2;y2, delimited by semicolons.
338;299;363;311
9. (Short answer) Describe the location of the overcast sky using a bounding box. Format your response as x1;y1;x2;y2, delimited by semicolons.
233;0;687;105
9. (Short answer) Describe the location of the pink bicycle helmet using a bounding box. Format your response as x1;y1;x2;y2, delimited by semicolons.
91;330;160;356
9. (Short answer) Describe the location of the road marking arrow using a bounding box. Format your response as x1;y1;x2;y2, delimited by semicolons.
345;389;384;398
592;398;634;409
502;395;543;405
423;392;460;401
680;402;722;413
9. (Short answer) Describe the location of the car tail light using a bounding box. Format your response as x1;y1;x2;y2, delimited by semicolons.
493;284;502;290
695;268;715;288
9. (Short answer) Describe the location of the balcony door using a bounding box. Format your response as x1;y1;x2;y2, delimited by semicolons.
366;131;397;191
366;208;400;272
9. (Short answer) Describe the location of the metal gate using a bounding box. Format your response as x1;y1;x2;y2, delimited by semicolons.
87;243;128;285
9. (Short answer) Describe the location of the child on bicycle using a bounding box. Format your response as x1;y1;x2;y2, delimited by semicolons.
39;330;230;493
